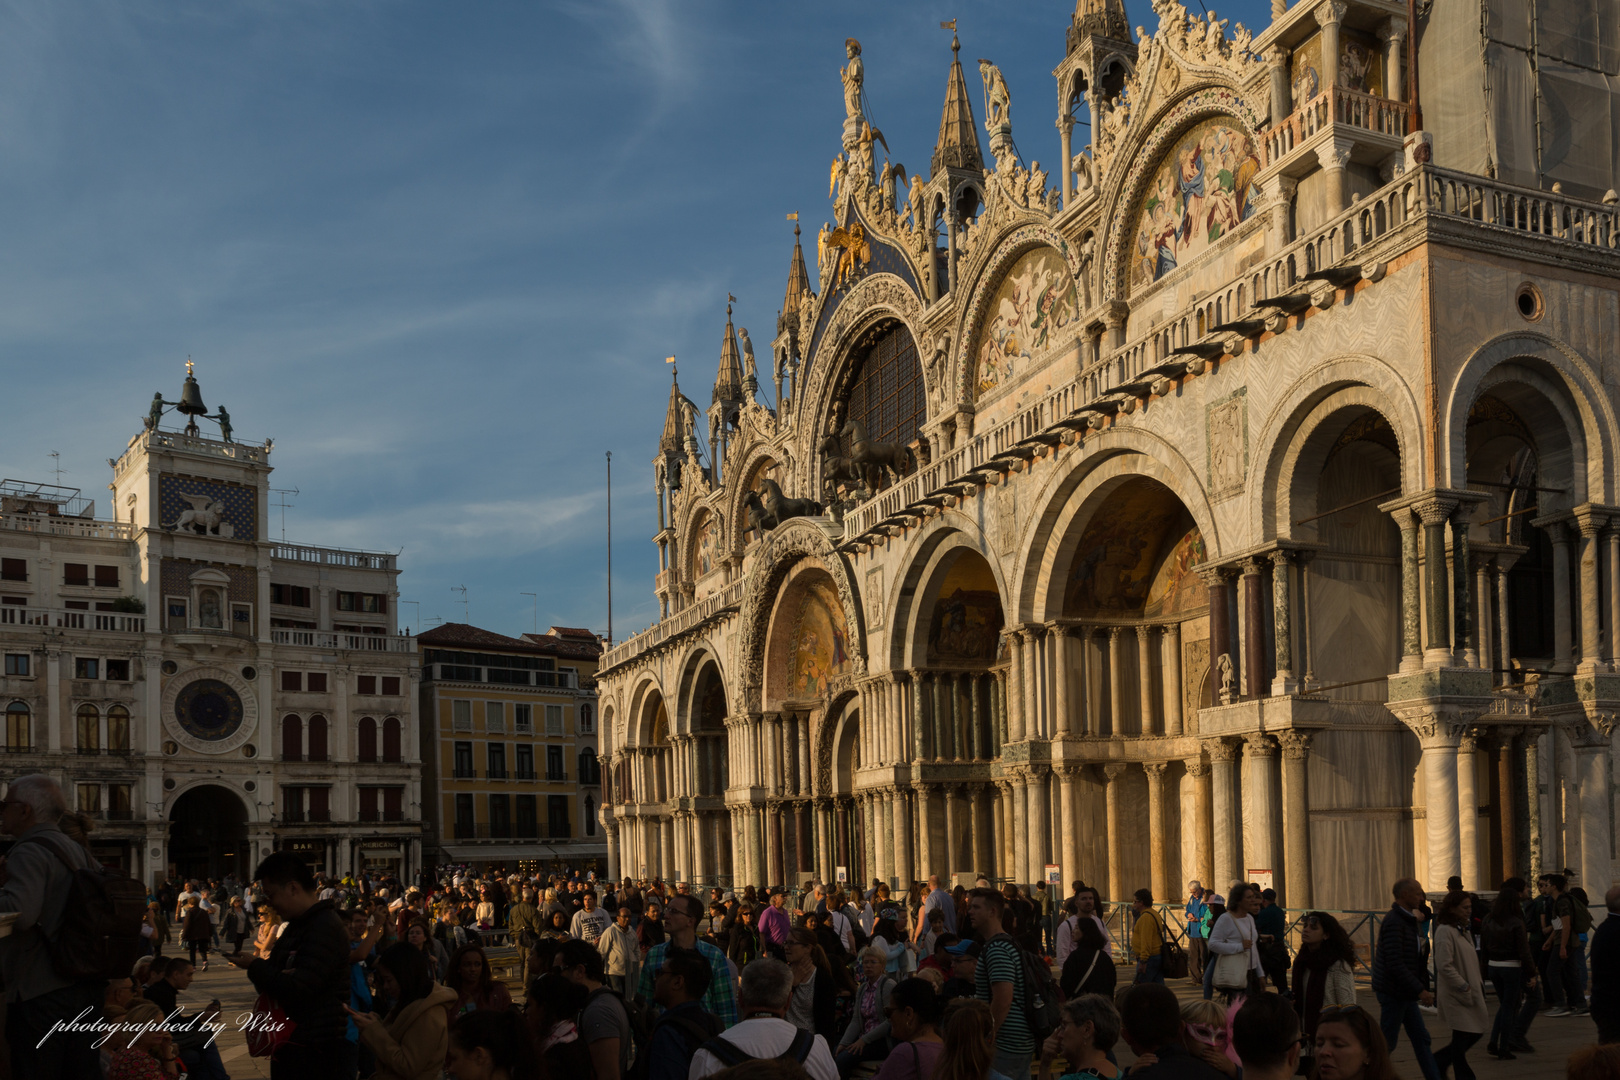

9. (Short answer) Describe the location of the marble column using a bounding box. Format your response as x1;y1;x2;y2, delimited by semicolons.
1550;522;1575;673
1209;740;1240;891
1204;568;1234;702
912;674;929;761
1421;729;1463;890
1278;732;1312;908
943;786;959;880
687;812;704;885
955;674;970;762
1103;764;1127;902
1318;4;1343;100
1053;628;1072;736
970;674;985;760
894;788;914;891
1010;772;1029;884
1453;505;1476;668
1162;622;1183;735
1457;735;1479;890
915;784;935;881
1056;766;1081;890
661;817;676;882
1136;625;1157;733
1524;732;1543;876
1298;551;1317;687
1574;735;1614;904
1108;628;1127;735
994;782;1010;882
1188;760;1214;890
1008;634;1026;743
1241;559;1266;697
1418;500;1456;665
1243;735;1279;881
818;799;835;881
877;792;894;887
1270;549;1297;694
605;824;620;882
1396;508;1423;671
1576;512;1603;673
969;784;985;880
1029;767;1051;885
1023;627;1043;739
1494;731;1518;876
1144;762;1169;903
930;673;948;761
1474;557;1494;678
1058;116;1074;206
1075;626;1092;735
1608;521;1620;669
1380;17;1407;102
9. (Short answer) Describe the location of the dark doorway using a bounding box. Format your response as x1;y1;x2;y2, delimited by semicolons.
168;785;249;882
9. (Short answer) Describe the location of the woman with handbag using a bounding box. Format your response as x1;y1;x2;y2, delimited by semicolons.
1060;916;1117;1001
1206;883;1264;1002
1129;890;1167;984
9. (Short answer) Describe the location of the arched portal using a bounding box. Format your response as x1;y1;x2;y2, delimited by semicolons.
169;785;250;882
690;662;728;797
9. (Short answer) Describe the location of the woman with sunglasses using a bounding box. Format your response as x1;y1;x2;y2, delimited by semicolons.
1311;1005;1398;1080
1431;891;1487;1079
1291;911;1356;1074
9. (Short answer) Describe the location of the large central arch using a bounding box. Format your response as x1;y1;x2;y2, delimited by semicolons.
169;784;250;882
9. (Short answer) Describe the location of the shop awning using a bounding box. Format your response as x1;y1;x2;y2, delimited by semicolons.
437;844;567;862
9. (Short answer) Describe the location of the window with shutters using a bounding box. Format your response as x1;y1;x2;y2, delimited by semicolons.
93;566;119;588
281;786;305;822
453;741;474;778
516;744;535;780
0;558;26;582
76;704;99;752
306;673;327;693
487;742;507;779
281;671;302;693
382;786;403;822
547;795;570;838
282;715;303;760
63;563;90;587
381;676;401;696
584;794;596;835
454;793;474;837
546;745;565;781
357;717;377;762
307;715;329;762
5;702;29;750
489;794;510;838
516;795;537;837
452;700;472;732
382;717;402;762
357;675;377;695
308;786;330;823
545;705;564;736
485;701;504;732
107;706;129;752
359;788;379;822
109;784;131;820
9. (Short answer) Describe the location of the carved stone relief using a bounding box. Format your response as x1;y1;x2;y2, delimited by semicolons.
1206;387;1248;500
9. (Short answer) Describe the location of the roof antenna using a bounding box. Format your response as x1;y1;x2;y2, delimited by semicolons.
451;585;468;623
49;450;64;485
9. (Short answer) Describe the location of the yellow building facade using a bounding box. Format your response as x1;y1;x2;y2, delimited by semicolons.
418;622;603;872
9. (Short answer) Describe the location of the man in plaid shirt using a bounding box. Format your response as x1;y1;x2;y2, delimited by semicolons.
635;892;738;1028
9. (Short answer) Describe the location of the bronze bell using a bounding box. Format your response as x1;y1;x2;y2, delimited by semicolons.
177;374;207;416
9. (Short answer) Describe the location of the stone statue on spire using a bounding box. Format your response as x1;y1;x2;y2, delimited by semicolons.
841;38;865;148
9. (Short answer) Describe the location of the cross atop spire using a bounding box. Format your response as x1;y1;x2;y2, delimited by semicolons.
933;31;983;175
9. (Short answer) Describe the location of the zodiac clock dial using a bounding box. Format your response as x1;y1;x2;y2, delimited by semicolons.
173;679;244;741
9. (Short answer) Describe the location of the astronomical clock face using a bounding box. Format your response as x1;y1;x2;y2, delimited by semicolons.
161;667;258;754
174;679;244;741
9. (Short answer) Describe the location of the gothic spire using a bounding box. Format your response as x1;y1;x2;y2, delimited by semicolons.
660;366;686;456
779;222;810;333
1068;0;1129;52
713;301;744;405
932;32;983;175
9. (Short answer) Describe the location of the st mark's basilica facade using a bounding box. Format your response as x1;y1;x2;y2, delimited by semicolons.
595;0;1620;912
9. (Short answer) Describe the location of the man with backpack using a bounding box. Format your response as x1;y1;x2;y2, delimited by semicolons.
645;946;722;1080
967;886;1039;1080
560;938;636;1080
0;773;143;1079
688;959;837;1080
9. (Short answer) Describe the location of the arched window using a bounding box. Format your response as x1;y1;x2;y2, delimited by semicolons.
357;717;377;762
106;705;129;752
837;321;924;471
577;747;600;785
76;703;99;752
382;717;401;763
5;702;30;751
307;715;328;762
281;715;303;761
583;795;596;836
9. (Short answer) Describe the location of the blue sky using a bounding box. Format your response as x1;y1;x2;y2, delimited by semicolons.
0;0;1273;641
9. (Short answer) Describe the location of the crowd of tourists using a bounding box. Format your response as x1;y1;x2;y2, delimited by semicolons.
0;772;1617;1079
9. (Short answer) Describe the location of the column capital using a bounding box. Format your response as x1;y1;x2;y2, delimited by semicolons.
1135;623;1153;642
1053;764;1083;781
1243;733;1279;758
1276;730;1313;759
1197;565;1237;588
1185;760;1211;779
1378;16;1408;43
1268;548;1295;569
1239;557;1266;576
1142;761;1169;780
1102;763;1128;781
1389;705;1468;747
1207;738;1240;763
1413;496;1460;527
1108;625;1127;641
1314;0;1347;28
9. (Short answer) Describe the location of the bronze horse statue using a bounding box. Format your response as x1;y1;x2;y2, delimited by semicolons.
839;419;911;489
744;477;823;533
820;435;865;491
